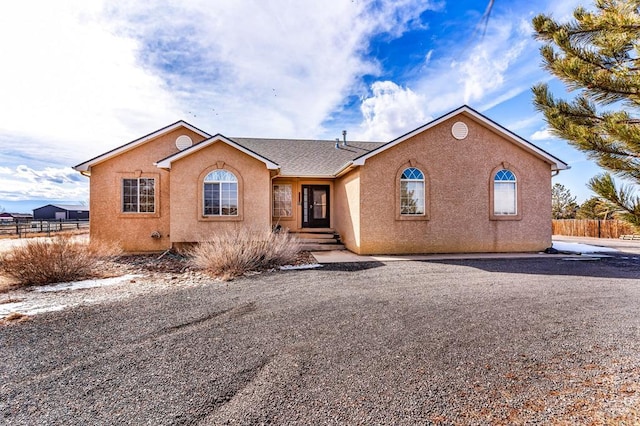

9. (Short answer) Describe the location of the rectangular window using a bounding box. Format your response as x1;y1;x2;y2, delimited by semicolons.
122;178;155;213
204;182;238;216
494;182;517;215
400;181;425;215
273;184;292;217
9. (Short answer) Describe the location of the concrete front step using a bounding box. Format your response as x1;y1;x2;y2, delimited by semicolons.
300;243;346;251
294;233;336;240
295;237;338;244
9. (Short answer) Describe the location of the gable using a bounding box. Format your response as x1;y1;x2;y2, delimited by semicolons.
352;105;569;172
154;134;280;170
73;121;211;175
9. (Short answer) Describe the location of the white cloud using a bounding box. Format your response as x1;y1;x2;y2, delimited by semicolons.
102;0;441;138
0;1;180;163
359;81;429;140
530;129;555;141
0;166;88;202
357;13;537;139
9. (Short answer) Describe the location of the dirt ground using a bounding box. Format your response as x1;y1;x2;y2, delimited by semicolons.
2;254;640;424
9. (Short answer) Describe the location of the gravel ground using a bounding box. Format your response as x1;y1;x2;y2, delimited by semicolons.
1;255;640;424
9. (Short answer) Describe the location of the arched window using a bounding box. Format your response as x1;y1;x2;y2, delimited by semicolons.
203;170;238;216
493;169;517;215
400;167;425;215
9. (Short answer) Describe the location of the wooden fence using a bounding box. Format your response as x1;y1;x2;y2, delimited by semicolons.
0;220;89;238
552;219;637;239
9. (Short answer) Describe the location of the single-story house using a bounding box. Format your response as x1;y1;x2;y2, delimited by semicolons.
33;204;90;221
73;105;568;254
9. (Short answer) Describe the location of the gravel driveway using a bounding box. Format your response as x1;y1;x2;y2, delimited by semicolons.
2;255;640;424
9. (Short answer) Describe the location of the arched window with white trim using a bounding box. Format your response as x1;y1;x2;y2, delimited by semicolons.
400;167;425;215
493;169;517;215
203;170;238;216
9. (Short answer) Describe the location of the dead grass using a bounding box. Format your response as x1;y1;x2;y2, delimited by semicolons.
0;234;121;287
189;227;301;280
0;312;29;326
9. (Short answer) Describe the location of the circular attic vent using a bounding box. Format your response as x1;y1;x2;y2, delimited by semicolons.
451;121;469;140
175;135;193;150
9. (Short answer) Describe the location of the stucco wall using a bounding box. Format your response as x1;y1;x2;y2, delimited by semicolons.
334;169;361;252
357;114;553;254
88;127;206;252
168;141;271;243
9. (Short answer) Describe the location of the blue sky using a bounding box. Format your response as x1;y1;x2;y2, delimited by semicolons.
0;0;595;213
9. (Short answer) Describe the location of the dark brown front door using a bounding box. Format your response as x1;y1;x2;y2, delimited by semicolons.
302;185;330;228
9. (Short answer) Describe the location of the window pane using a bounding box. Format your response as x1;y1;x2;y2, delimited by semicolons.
205;170;237;182
204;183;220;215
122;179;138;212
400;169;425;215
273;184;292;217
204;174;237;216
401;181;425;215
139;178;155;213
494;182;516;215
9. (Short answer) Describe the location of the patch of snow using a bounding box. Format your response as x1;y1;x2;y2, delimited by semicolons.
34;274;141;293
280;264;323;270
0;302;65;318
552;242;618;254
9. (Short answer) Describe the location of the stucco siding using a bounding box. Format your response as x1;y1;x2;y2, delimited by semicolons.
168;141;271;243
334;169;362;253
88;127;205;252
358;115;553;254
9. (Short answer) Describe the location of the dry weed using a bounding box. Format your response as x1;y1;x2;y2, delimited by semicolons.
0;234;121;287
190;227;300;280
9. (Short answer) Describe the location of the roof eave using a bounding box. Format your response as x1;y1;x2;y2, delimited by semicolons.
155;135;280;171
73;120;211;173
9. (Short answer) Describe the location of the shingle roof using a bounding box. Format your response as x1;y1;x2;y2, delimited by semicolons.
231;138;385;176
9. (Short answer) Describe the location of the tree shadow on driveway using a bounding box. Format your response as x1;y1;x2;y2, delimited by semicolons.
419;254;640;280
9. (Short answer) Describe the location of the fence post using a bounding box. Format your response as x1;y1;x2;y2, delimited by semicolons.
598;220;601;238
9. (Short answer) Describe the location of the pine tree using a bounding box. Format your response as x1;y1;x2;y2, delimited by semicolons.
532;0;640;228
552;183;579;219
576;196;615;219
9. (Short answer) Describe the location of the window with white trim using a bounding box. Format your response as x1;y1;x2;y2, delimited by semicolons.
204;170;238;216
493;169;517;215
122;178;155;213
273;184;292;217
400;167;425;215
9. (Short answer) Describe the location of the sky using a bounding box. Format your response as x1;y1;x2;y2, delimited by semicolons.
0;0;600;213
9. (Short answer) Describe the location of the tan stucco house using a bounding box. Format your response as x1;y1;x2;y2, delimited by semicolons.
74;106;568;254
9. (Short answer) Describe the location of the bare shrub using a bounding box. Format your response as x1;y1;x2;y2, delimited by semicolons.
0;235;121;287
190;227;301;280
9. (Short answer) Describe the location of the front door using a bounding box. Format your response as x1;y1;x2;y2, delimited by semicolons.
302;185;330;228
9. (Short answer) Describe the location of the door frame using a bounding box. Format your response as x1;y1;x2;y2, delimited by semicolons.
302;185;330;228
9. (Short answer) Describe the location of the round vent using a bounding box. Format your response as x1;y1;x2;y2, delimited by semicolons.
175;135;193;150
451;121;469;140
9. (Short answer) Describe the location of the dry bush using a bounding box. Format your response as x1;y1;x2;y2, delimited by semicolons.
190;227;301;280
0;235;121;287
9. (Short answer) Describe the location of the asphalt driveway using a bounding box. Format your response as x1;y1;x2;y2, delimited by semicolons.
2;255;640;424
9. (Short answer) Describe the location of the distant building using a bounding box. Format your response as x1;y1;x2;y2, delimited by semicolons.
0;212;33;222
32;204;89;221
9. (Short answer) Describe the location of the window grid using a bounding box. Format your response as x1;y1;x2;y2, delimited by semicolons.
122;178;155;213
203;170;238;216
273;184;292;217
400;167;425;215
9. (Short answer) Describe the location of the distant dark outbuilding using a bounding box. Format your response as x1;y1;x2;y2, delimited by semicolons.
0;212;33;222
33;204;89;221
